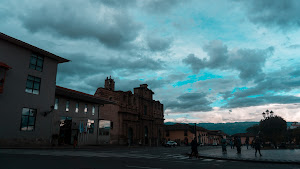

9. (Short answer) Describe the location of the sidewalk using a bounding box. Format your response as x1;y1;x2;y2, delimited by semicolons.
195;146;300;164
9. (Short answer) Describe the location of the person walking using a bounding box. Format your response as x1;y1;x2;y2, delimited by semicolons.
189;138;199;158
235;136;242;154
221;137;227;153
245;137;249;149
230;139;234;149
254;136;262;157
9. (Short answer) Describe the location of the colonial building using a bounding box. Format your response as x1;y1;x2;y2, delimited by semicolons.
0;32;112;146
165;123;208;145
207;130;228;145
94;77;165;145
52;86;111;146
0;32;69;146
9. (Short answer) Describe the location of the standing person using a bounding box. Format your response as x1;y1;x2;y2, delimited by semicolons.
235;136;241;154
254;136;262;156
230;139;234;149
189;138;199;158
221;137;227;153
245;137;249;150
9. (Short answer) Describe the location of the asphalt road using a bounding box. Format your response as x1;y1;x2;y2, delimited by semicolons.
1;146;300;169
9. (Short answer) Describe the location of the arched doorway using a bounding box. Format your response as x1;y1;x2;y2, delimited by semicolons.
144;126;148;145
128;127;133;146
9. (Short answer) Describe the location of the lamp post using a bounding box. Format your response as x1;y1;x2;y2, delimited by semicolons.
262;110;275;119
194;123;197;142
262;112;266;119
270;110;274;117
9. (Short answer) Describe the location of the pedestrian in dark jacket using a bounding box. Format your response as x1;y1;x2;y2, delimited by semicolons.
235;136;241;154
189;138;199;158
221;137;227;153
254;136;262;156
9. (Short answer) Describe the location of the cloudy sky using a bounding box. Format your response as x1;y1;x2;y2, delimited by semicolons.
2;0;300;123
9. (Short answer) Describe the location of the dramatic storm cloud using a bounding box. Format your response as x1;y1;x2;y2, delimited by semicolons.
183;40;274;81
1;0;300;123
235;0;300;30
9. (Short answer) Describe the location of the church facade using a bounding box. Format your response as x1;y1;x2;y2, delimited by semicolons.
94;77;165;145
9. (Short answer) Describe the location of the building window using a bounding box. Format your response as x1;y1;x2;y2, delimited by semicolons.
166;130;169;137
92;105;95;115
184;130;187;136
84;104;88;113
66;100;70;112
75;102;79;113
29;54;44;71
25;75;41;94
54;98;59;110
144;105;147;115
110;121;113;129
87;119;94;133
20;108;36;131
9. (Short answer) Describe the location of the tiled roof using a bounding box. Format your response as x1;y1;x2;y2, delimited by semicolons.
0;32;69;63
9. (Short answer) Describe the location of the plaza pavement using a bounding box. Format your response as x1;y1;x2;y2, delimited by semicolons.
1;144;300;165
196;145;300;164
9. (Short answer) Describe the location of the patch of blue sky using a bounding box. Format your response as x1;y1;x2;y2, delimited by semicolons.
173;72;222;87
231;87;248;94
246;95;264;98
210;99;227;107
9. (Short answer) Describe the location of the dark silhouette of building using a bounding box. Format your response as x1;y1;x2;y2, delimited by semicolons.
94;77;165;145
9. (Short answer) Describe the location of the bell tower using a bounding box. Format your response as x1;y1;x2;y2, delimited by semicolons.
105;76;115;91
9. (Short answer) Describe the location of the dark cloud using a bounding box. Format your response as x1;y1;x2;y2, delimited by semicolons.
164;93;213;112
236;0;300;30
98;0;137;7
142;0;184;14
221;68;300;108
183;40;274;81
56;52;166;94
17;0;141;48
146;35;172;51
57;53;165;77
290;70;300;77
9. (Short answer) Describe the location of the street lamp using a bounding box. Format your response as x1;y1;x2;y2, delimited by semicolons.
262;112;266;119
270;110;274;117
266;110;269;117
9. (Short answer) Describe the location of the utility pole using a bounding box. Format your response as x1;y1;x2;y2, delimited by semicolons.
194;123;197;142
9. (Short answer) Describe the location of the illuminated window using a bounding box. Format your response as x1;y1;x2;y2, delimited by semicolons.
20;108;36;131
29;54;43;71
54;98;59;110
92;105;95;115
25;75;41;94
66;100;70;112
84;104;88;113
75;102;79;113
87;119;95;133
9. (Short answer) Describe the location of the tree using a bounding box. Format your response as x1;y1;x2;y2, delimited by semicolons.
246;124;260;135
259;115;287;147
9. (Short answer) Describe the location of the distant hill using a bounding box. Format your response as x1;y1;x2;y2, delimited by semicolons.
165;122;293;135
